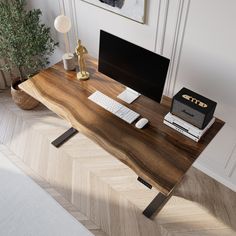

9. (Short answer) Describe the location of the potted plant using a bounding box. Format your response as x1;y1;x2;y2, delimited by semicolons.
0;0;58;109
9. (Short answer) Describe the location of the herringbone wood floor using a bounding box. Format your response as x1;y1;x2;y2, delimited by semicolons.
0;90;236;236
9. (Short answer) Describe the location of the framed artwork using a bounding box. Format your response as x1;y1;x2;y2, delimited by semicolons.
81;0;146;23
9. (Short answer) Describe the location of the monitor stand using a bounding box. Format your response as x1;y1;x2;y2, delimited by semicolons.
117;87;141;104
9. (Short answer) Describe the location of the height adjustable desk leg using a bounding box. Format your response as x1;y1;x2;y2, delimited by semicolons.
143;192;171;219
137;177;172;219
51;127;78;148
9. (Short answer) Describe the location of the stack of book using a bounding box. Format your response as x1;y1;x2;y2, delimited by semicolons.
163;112;215;142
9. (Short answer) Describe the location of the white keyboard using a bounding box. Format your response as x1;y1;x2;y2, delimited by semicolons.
88;91;140;124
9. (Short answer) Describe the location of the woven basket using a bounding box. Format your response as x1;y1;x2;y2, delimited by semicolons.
11;80;39;110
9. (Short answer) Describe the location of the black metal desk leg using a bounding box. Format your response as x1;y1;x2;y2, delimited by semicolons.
143;192;171;219
51;127;78;148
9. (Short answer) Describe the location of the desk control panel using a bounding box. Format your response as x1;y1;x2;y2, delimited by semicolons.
88;91;140;124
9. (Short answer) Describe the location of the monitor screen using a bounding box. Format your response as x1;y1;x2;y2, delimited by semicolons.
98;30;170;103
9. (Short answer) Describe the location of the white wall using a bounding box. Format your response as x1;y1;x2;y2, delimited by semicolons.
69;0;160;57
171;0;236;129
27;0;64;65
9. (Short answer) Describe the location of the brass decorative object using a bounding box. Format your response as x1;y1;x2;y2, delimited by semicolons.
75;39;90;80
182;94;208;108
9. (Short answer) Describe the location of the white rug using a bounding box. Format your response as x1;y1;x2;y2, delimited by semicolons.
0;149;94;236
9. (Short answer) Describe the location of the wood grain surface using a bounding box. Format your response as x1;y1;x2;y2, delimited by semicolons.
19;55;224;195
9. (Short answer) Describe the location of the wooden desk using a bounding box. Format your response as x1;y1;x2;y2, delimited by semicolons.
20;56;224;218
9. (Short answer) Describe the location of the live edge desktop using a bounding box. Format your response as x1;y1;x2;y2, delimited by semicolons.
98;30;170;103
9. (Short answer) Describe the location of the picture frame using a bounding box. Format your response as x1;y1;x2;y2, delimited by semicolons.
81;0;146;24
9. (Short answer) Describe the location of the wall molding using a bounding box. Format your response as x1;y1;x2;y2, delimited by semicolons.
164;0;191;97
72;0;79;41
57;0;61;13
160;0;170;55
225;143;236;178
57;0;78;53
155;0;170;54
67;0;78;50
154;0;162;53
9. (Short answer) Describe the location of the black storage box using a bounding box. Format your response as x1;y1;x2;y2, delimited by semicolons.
170;87;217;129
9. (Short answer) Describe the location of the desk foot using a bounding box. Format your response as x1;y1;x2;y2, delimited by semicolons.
137;177;152;189
143;192;171;219
51;127;78;148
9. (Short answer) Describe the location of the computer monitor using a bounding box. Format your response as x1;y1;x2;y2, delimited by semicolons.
98;30;170;104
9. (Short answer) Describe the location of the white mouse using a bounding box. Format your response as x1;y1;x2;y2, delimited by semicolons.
135;118;149;129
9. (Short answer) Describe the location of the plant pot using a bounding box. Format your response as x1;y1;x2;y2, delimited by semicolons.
11;80;39;110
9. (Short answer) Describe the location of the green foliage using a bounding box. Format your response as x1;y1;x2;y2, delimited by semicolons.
0;0;58;81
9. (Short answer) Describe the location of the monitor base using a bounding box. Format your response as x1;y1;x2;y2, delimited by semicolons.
117;87;140;104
